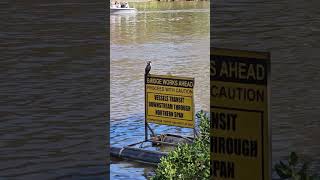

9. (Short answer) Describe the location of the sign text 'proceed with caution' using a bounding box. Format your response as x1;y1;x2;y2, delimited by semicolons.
146;74;194;128
210;48;270;180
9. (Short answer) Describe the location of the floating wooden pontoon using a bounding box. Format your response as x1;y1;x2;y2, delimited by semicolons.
111;134;194;164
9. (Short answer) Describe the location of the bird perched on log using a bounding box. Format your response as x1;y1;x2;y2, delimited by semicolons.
145;61;151;76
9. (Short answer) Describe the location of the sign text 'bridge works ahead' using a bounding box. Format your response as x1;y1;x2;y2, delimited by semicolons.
146;74;195;128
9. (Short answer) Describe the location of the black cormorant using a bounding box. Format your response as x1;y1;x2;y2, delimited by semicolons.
145;61;151;76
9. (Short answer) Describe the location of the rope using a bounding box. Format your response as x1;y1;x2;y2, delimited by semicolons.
119;147;125;157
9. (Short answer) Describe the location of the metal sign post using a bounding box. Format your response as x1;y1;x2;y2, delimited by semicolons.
127;64;196;151
145;73;195;145
144;73;148;141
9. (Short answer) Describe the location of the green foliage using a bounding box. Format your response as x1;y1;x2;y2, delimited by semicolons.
151;110;210;180
274;152;320;180
131;2;209;11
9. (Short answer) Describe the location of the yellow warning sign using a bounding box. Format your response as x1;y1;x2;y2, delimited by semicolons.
210;48;270;180
146;74;195;128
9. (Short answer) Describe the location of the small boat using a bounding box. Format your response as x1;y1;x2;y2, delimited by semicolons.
110;7;137;14
110;2;137;14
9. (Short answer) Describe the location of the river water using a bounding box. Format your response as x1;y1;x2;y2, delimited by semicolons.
110;1;210;179
1;1;107;179
111;0;320;179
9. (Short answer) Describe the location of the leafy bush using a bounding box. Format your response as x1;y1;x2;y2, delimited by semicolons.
151;110;210;180
274;152;320;180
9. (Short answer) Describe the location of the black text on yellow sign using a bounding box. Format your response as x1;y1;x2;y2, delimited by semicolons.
210;48;270;180
146;74;194;128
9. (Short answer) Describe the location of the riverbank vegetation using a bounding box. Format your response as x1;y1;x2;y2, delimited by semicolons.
151;110;210;179
275;152;319;180
128;1;209;10
115;0;208;3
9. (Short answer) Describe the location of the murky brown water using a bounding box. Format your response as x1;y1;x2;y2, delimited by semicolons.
110;2;210;179
212;0;320;176
1;1;107;179
111;0;320;179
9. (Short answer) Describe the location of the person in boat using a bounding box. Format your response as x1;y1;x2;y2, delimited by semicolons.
124;2;129;8
114;1;120;8
120;2;125;8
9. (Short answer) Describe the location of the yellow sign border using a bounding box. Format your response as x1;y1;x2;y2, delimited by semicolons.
145;74;195;129
148;74;195;81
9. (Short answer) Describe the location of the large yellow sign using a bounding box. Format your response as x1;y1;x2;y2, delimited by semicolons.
146;74;194;128
210;48;270;180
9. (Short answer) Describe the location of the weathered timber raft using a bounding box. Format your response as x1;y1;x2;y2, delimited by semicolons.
111;146;168;165
111;134;194;164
